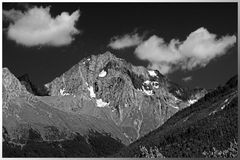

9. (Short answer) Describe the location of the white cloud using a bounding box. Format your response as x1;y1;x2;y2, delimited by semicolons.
135;35;181;63
3;6;80;47
108;33;143;49
3;9;24;22
182;76;192;82
134;27;236;74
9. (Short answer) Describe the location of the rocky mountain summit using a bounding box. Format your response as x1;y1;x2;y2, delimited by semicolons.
44;51;206;141
2;51;208;157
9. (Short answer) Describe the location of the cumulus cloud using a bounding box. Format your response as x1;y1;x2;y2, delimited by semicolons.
108;33;143;49
182;76;192;82
3;6;80;47
3;9;24;22
134;27;236;74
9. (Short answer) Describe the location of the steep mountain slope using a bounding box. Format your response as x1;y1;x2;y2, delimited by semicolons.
44;51;206;142
115;75;238;158
2;68;128;157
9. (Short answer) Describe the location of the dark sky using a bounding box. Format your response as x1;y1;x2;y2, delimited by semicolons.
2;3;238;89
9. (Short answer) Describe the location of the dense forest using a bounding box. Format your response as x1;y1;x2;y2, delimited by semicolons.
115;75;238;158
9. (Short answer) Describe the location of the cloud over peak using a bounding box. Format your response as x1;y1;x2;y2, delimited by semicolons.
3;6;80;47
110;27;236;75
108;33;143;49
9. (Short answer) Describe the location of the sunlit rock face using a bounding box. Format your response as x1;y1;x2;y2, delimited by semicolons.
2;68;130;158
44;51;204;142
2;68;35;110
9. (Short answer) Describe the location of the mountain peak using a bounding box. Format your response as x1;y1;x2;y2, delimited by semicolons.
2;68;30;109
43;51;199;142
3;67;22;93
3;67;12;76
98;51;117;59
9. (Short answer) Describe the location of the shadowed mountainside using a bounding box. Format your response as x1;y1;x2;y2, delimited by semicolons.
114;75;238;158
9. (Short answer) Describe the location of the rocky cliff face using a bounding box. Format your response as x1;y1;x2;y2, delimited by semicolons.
44;51;206;142
2;68;35;110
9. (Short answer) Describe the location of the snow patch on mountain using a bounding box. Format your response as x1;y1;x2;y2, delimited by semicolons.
143;80;151;85
143;80;159;89
96;99;110;107
136;88;143;92
140;80;160;96
188;98;198;105
60;88;70;96
99;70;107;77
88;86;96;98
148;70;158;77
142;86;154;96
